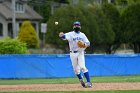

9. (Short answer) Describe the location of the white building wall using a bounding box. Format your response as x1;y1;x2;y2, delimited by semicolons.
0;16;8;38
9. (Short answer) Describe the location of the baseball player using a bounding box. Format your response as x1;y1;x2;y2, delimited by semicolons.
59;21;92;88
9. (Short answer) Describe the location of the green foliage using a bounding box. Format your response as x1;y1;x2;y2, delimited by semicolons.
27;0;140;53
102;3;121;53
115;0;140;5
86;5;115;53
29;3;51;22
121;3;140;43
18;21;39;49
90;6;115;45
0;38;28;54
127;0;140;5
78;6;99;53
28;0;69;22
46;4;116;53
46;5;87;51
121;3;140;53
102;4;120;42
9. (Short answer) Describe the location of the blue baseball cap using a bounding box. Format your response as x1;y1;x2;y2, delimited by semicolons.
73;21;80;25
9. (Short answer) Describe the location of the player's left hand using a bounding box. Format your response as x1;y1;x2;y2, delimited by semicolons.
77;40;87;48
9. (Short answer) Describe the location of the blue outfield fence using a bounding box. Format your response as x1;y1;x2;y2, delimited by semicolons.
0;54;140;78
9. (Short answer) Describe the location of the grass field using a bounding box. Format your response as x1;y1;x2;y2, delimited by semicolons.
0;75;140;85
0;75;140;93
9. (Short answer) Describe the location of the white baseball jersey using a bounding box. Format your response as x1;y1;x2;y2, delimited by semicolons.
64;31;90;52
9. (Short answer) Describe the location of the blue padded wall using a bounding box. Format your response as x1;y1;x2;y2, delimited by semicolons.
0;54;140;78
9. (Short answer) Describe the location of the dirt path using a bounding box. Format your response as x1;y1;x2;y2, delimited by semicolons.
0;82;140;92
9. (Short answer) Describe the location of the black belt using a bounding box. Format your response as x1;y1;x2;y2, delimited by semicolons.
70;51;78;53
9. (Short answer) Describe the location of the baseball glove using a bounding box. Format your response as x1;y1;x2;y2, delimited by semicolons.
77;40;86;48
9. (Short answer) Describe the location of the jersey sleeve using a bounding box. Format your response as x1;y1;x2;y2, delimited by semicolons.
64;32;72;41
83;33;90;46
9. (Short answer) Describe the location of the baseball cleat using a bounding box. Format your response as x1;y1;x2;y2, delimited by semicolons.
79;79;85;87
85;82;92;88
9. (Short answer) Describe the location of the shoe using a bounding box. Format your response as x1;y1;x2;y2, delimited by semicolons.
79;79;85;87
85;82;92;88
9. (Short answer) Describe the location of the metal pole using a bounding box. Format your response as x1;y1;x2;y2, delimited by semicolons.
41;23;47;48
43;33;46;47
12;0;16;38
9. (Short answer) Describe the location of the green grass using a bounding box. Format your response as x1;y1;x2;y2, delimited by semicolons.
0;75;140;93
0;90;140;93
0;75;140;85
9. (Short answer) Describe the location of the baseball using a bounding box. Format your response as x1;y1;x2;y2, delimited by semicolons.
55;21;58;25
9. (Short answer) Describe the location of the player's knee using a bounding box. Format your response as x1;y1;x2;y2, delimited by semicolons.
81;68;88;73
74;69;80;74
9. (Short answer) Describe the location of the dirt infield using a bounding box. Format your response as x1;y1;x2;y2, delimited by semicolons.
0;82;140;92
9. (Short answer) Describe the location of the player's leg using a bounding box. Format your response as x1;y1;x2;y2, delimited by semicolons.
78;52;92;87
75;65;85;87
70;52;79;74
70;53;85;87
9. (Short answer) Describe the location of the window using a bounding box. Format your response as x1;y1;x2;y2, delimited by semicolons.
0;23;3;36
8;23;13;38
32;23;36;31
15;2;24;13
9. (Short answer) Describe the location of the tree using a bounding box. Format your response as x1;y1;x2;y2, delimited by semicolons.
79;6;99;53
102;3;121;53
18;21;39;49
46;5;87;53
28;0;51;22
89;5;115;54
121;3;140;53
28;0;69;24
28;0;69;41
115;0;140;6
46;4;115;54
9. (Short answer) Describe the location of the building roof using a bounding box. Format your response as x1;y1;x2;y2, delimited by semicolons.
0;1;43;20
